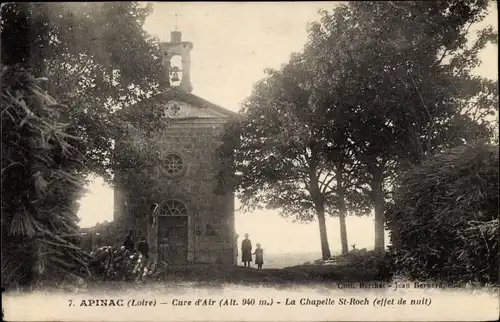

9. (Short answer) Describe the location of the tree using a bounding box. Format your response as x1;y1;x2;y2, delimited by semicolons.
305;1;497;252
1;2;171;285
299;4;377;254
1;1;172;225
110;111;171;234
1;2;169;180
225;51;370;259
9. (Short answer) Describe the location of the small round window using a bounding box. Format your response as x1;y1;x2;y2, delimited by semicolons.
163;153;186;177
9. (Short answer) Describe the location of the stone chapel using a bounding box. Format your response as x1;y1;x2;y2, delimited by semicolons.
113;30;238;265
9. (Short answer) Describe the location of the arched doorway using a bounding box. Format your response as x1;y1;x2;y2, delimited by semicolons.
157;200;189;265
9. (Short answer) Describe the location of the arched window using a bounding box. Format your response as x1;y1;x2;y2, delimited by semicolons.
159;200;188;216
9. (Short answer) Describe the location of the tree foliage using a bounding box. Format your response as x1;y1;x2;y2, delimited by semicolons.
225;52;371;259
1;2;171;286
1;2;169;179
386;143;498;284
223;0;498;258
111;124;168;231
305;0;497;252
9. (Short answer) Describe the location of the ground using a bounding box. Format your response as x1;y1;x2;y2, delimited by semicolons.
62;263;385;294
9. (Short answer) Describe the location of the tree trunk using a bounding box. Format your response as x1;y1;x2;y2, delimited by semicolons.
339;208;349;254
316;202;332;260
337;168;349;254
372;171;385;253
309;164;331;260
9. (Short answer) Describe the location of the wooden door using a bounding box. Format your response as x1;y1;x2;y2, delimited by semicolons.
157;216;188;265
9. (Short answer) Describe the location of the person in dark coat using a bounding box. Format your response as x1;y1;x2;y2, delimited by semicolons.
134;237;150;280
253;243;264;270
137;237;149;259
241;233;252;267
123;230;135;252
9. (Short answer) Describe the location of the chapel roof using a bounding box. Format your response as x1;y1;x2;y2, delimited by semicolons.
119;87;239;120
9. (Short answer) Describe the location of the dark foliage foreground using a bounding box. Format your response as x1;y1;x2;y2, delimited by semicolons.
1;66;91;289
386;143;499;285
87;246;170;282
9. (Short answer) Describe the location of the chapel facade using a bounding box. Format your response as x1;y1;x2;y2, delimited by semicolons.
113;30;237;265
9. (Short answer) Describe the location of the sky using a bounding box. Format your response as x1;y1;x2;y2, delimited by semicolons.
77;1;498;255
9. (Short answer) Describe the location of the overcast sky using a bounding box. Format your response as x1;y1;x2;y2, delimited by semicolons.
78;1;498;255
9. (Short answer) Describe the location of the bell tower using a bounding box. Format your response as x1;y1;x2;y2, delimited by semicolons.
160;29;194;93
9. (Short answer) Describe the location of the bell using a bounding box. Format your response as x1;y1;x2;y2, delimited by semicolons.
171;71;180;82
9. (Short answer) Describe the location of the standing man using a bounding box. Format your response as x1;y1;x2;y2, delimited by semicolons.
138;237;150;260
123;230;135;252
241;233;252;267
136;236;150;280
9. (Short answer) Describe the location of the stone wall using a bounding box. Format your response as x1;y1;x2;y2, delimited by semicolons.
115;120;236;265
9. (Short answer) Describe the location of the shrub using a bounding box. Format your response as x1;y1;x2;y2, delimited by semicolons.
337;250;394;281
386;143;499;284
1;66;91;288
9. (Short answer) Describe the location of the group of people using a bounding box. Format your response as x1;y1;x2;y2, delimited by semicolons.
240;233;264;270
117;231;152;280
119;231;265;271
123;230;150;260
89;231;152;280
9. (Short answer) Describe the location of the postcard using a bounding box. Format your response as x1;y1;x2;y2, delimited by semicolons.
2;1;499;321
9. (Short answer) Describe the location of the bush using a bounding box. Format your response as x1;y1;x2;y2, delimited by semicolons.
337;250;394;281
386;143;499;284
1;66;91;289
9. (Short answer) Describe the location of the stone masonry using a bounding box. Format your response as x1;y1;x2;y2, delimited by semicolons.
114;105;237;265
113;29;237;266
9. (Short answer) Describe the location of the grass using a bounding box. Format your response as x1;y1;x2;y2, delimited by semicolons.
73;263;386;292
9;263;498;295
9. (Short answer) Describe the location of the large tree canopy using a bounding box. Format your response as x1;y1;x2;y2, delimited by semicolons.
1;2;170;180
225;50;372;258
224;0;498;258
305;0;497;252
1;2;171;286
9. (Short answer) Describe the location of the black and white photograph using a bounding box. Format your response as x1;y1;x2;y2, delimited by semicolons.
1;1;499;321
